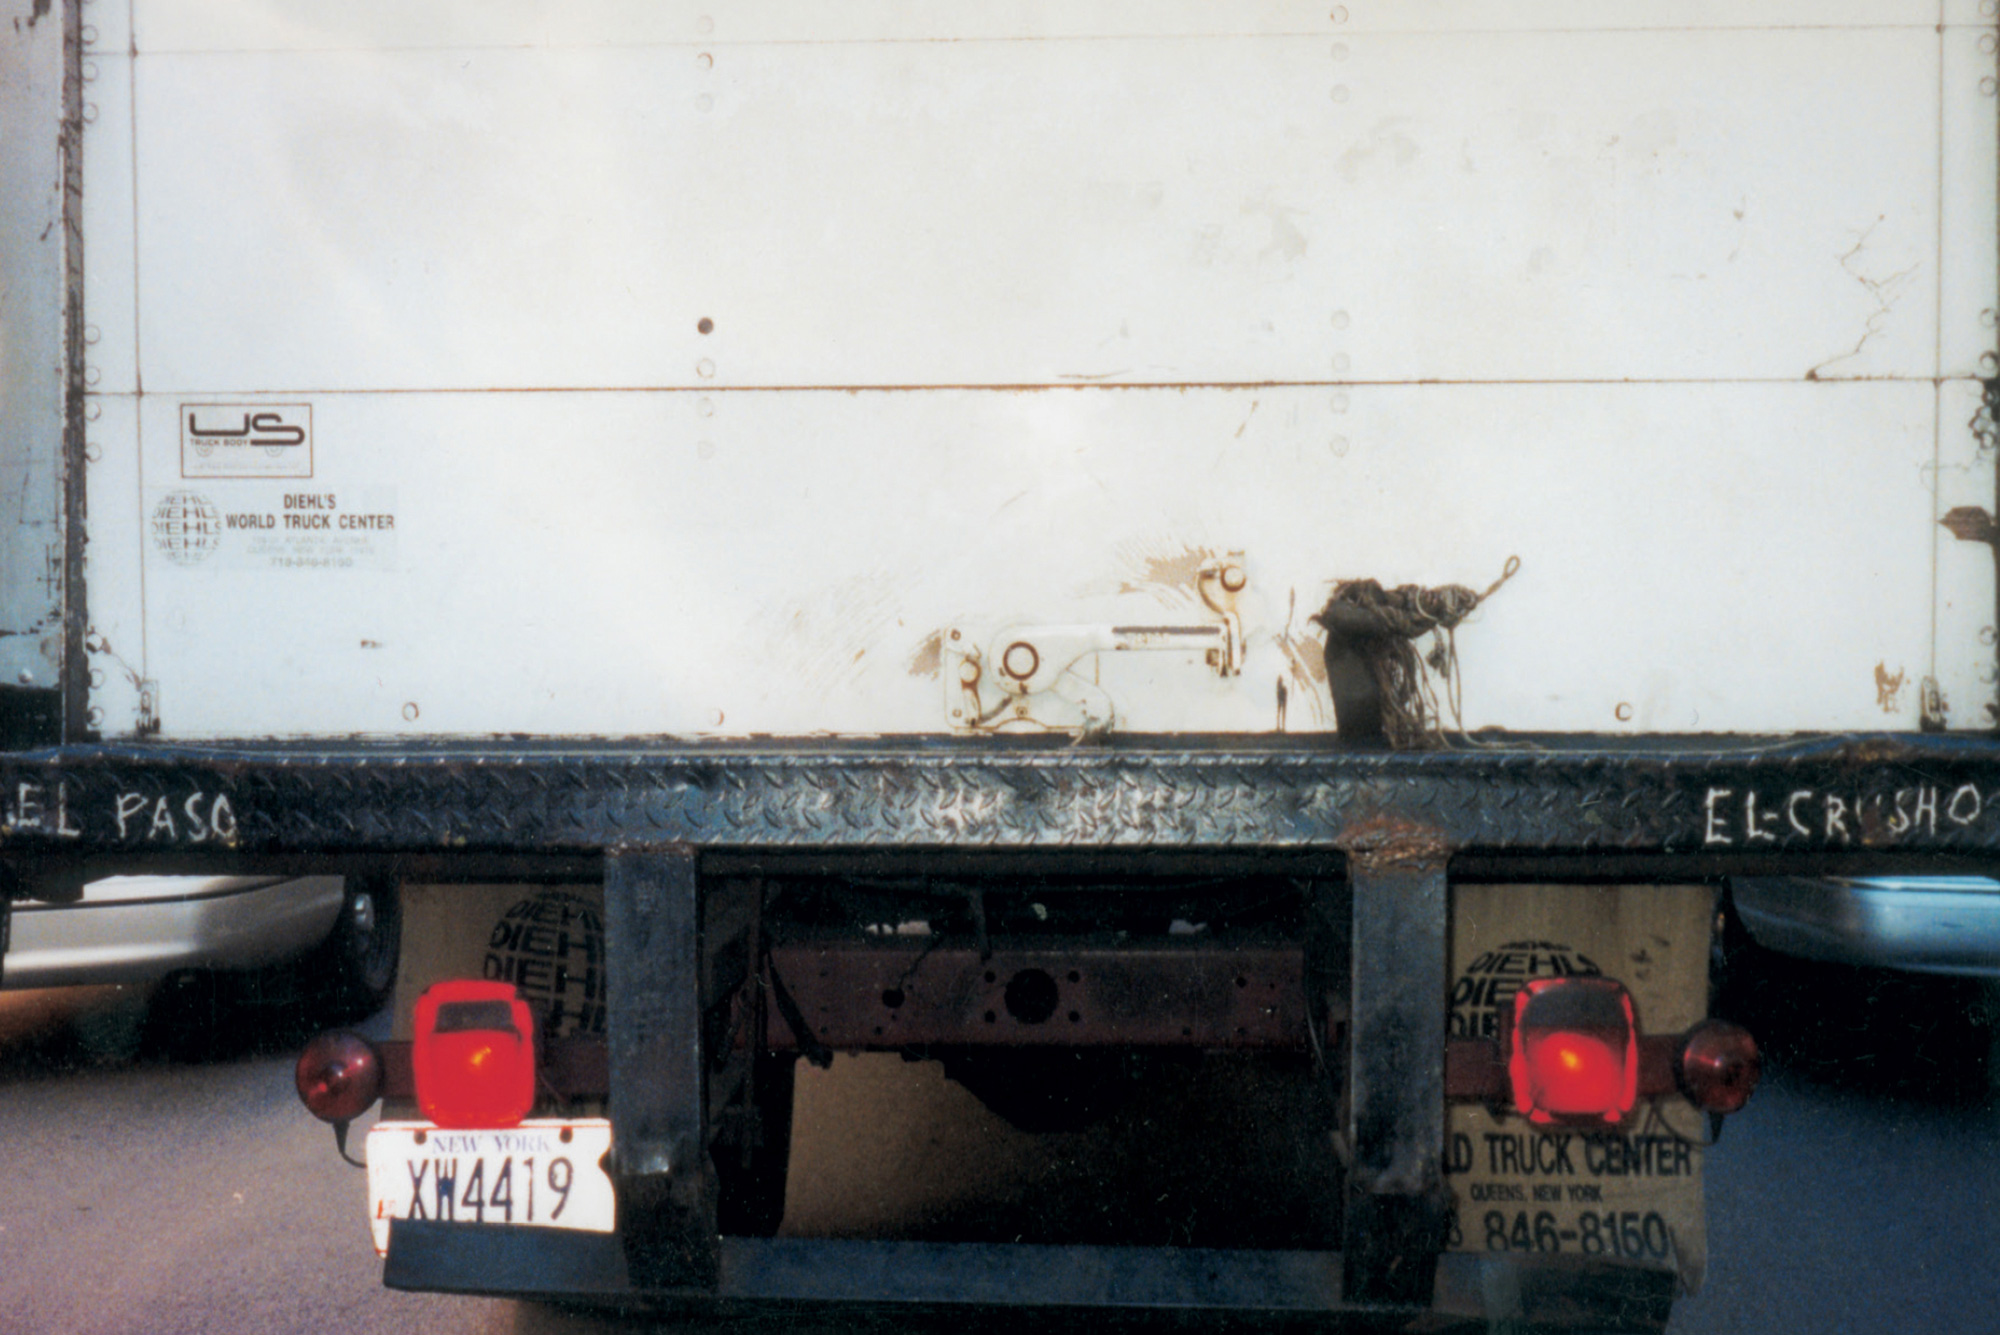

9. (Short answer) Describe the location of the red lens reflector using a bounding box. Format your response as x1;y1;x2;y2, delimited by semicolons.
1508;977;1639;1125
295;1030;384;1123
1678;1019;1760;1114
413;980;537;1129
1521;1031;1624;1113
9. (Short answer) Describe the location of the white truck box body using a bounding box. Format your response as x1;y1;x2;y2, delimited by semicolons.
17;1;2000;739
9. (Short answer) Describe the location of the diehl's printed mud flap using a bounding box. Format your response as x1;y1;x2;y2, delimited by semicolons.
392;884;607;1048
1446;885;1713;1292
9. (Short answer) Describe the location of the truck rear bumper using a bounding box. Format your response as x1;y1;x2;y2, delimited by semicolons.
1731;875;2000;977
383;1224;1676;1332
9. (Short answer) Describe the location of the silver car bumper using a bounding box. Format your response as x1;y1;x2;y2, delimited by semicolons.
1731;875;2000;977
3;875;346;989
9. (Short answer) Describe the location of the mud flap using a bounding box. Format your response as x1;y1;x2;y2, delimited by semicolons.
1445;884;1713;1295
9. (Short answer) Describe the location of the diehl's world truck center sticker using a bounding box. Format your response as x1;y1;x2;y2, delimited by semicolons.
148;488;397;571
180;403;313;479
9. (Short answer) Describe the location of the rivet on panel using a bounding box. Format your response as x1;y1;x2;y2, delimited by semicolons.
1615;702;1634;722
1330;5;1349;23
696;14;715;34
696;52;714;70
83;365;101;386
1982;351;2000;374
696;396;715;417
1330;310;1350;330
83;442;101;463
1982;34;1998;55
84;323;101;345
1985;0;1998;18
1331;42;1350;61
696;359;716;378
697;317;714;334
1330;435;1350;457
84;400;101;421
86;706;104;726
82;103;98;124
81;25;97;44
1330;391;1350;413
1330;86;1350;103
1331;353;1351;373
402;702;420;722
82;61;98;82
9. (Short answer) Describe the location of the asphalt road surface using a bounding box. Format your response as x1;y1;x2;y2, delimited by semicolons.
0;952;1996;1335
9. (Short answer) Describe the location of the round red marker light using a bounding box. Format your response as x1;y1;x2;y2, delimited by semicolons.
295;1030;384;1124
1677;1020;1760;1114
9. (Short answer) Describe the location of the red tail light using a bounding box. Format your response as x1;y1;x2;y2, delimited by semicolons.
1507;977;1639;1126
413;980;537;1129
1677;1019;1761;1114
295;1030;384;1124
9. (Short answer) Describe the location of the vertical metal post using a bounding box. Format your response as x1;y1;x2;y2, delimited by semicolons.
58;0;90;743
1340;830;1451;1307
605;845;718;1290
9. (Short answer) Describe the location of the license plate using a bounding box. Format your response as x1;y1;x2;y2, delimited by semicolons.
365;1119;616;1256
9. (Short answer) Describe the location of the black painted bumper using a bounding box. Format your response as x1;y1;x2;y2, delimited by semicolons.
383;1224;1677;1332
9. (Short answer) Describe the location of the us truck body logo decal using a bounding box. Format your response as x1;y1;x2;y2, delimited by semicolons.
180;403;313;478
